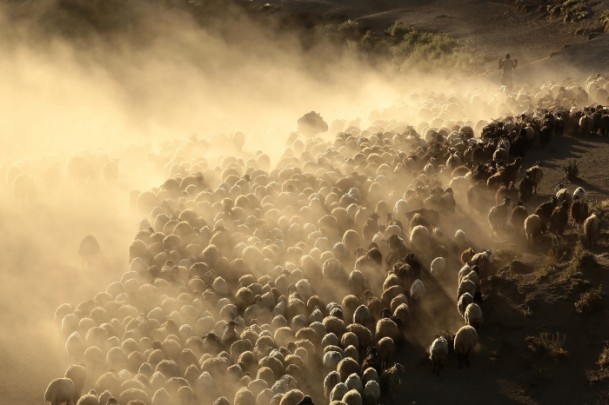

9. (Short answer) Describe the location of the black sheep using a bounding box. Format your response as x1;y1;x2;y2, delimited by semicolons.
534;196;558;232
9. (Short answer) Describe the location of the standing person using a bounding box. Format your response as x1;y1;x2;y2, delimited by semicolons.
499;52;517;87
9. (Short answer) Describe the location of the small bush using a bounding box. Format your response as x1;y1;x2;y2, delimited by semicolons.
526;332;568;357
570;242;596;269
598;342;609;370
575;285;604;314
547;0;591;22
562;159;580;181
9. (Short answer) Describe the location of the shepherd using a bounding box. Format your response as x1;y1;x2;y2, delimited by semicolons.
499;52;517;87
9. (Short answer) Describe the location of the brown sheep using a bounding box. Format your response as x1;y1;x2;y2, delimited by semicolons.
488;197;511;236
570;198;589;229
509;201;528;232
518;173;535;203
525;163;543;194
549;200;570;236
460;248;475;265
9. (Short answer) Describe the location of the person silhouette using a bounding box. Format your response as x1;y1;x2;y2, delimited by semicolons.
499;52;518;87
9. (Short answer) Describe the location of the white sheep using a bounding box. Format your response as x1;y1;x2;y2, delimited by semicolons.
454;325;478;368
428;336;448;376
353;304;372;327
342;389;363;405
330;382;349;401
345;373;363;392
323;351;343;370
362;367;379;384
65;364;87;398
457;279;476;300
13;173;37;204
323;371;341;399
76;390;100;405
409;279;426;302
235;387;257;405
454;229;470;251
65;331;85;361
375;318;400;342
457;264;473;285
337;357;360;381
363;380;381;405
573;186;586;201
583;213;601;247
409;225;430;252
430;257;447;280
457;292;474;317
524;214;543;243
464;303;483;329
45;378;76;405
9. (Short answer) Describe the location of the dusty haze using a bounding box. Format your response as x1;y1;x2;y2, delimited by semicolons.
0;1;599;403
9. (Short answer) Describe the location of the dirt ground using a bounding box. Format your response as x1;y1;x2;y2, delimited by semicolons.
3;1;609;405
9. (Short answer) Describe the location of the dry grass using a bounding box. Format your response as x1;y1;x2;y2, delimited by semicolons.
575;285;604;315
587;342;609;383
526;332;568;357
546;0;591;22
598;342;609;370
562;159;580;181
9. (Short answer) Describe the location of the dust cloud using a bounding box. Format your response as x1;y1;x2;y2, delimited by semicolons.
0;1;591;403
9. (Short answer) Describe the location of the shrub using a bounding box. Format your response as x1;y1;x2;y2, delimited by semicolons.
575;285;604;314
526;332;568;357
547;0;591;22
562;159;580;181
598;342;609;370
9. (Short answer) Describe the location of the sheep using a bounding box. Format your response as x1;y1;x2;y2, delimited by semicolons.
571;198;589;229
488;197;511;236
323;371;341;399
556;187;572;205
378;337;395;370
524;214;543;243
429;257;447;281
352;304;373;327
457;279;476;300
363;380;381;405
457;292;474;317
573;186;587;201
549;200;570;237
323;351;343;370
330;383;349;402
535;196;558;231
65;364;87;399
79;235;101;269
510;201;528;232
337;357;360;381
525;163;543;194
518;173;534;202
346;323;372;352
460;248;475;265
13;173;38;204
470;250;492;277
375;318;400;343
345;373;363;392
409;225;430;252
76;390;100;405
464;303;483;329
342;389;363;405
583;213;601;247
428;336;448;376
380;363;405;399
454;325;478;368
235;387;257;405
45;378;76;405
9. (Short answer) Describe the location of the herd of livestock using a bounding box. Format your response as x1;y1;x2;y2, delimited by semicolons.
10;75;607;404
